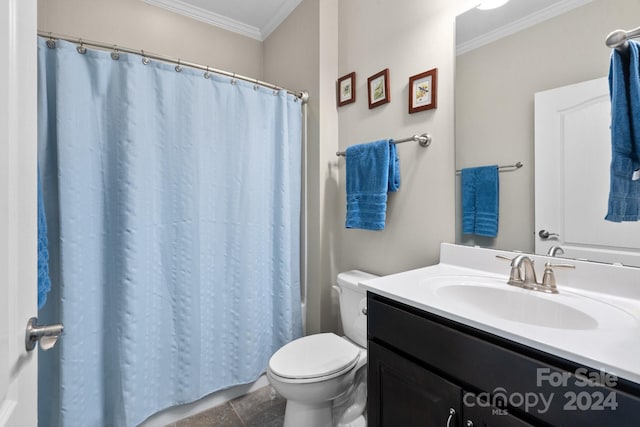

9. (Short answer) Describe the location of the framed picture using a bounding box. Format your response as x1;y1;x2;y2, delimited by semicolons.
409;68;438;113
367;68;390;109
337;72;356;107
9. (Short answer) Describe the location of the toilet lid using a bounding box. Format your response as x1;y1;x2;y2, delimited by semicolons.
269;333;360;380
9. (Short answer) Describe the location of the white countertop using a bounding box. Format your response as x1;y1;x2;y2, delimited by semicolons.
360;243;640;385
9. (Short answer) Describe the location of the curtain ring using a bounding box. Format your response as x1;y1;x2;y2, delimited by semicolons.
76;39;86;55
175;59;182;73
204;66;211;79
231;73;237;85
141;50;150;65
46;33;56;49
253;78;259;91
111;46;120;60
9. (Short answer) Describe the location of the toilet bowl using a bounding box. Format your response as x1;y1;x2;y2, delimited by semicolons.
267;270;377;427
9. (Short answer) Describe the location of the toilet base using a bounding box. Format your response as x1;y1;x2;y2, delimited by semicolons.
283;400;332;427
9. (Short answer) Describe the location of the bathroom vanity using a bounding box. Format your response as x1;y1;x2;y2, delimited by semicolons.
361;244;640;427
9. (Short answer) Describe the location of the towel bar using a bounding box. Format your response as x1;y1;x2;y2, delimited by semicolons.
606;26;640;52
336;133;431;157
455;161;523;175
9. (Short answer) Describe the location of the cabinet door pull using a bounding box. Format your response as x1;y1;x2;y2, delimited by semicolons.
446;408;456;427
466;421;474;427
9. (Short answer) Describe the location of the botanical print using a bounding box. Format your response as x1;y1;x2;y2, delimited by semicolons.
337;72;356;106
368;69;390;109
372;77;385;101
340;79;352;102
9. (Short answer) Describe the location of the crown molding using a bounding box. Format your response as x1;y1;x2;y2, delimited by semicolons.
142;0;263;41
260;0;302;40
457;0;593;55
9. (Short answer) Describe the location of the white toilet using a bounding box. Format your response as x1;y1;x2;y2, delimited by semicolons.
267;270;377;427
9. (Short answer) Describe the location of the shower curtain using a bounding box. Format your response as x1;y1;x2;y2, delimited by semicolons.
37;38;303;427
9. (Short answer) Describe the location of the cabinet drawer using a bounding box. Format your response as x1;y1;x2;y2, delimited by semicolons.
367;292;640;426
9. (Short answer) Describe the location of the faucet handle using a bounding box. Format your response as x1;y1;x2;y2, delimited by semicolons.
546;262;575;269
495;254;535;264
540;262;575;293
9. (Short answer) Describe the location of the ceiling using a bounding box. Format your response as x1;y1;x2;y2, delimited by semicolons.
456;0;593;54
141;0;592;47
141;0;303;41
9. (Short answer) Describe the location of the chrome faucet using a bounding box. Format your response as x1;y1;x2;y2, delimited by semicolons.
496;254;574;293
546;246;564;257
509;255;538;289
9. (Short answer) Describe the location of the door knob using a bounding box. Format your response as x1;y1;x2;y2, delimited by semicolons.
25;317;63;352
538;229;559;239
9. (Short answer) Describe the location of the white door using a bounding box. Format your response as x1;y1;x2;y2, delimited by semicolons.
0;0;38;425
535;77;640;266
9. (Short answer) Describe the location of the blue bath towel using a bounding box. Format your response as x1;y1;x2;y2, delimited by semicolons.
38;169;51;309
461;165;499;237
345;139;399;230
606;40;640;222
388;143;400;192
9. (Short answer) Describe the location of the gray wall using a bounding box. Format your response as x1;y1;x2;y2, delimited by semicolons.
336;0;457;275
455;0;640;253
265;0;461;333
38;0;263;78
263;0;340;333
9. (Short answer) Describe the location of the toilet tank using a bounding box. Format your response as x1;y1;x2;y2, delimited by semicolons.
337;270;378;348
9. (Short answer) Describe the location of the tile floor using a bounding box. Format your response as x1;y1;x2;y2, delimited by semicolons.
166;386;286;427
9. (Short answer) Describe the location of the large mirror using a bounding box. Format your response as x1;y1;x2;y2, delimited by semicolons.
455;0;640;266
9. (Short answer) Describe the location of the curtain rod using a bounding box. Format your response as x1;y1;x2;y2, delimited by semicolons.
38;31;309;104
336;133;432;157
455;161;523;174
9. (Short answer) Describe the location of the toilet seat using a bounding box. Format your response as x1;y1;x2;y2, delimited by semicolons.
269;333;361;383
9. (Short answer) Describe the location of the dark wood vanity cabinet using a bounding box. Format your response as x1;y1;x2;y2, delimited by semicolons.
368;341;460;427
367;293;640;427
368;341;534;427
462;393;536;427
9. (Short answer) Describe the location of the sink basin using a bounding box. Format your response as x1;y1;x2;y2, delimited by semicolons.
422;275;637;331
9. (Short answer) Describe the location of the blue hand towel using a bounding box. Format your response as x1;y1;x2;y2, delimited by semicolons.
461;165;499;237
461;168;477;235
38;169;51;309
388;143;400;192
345;139;399;230
606;40;640;222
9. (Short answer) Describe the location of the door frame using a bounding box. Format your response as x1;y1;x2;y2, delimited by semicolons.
0;0;38;425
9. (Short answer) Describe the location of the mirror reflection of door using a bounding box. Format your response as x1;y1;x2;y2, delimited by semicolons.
535;78;640;267
455;0;640;265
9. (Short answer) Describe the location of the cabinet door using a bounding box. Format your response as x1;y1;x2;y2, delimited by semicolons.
463;392;536;427
368;341;461;427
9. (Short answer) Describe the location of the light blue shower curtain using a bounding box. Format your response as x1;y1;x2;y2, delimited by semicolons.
37;38;302;427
